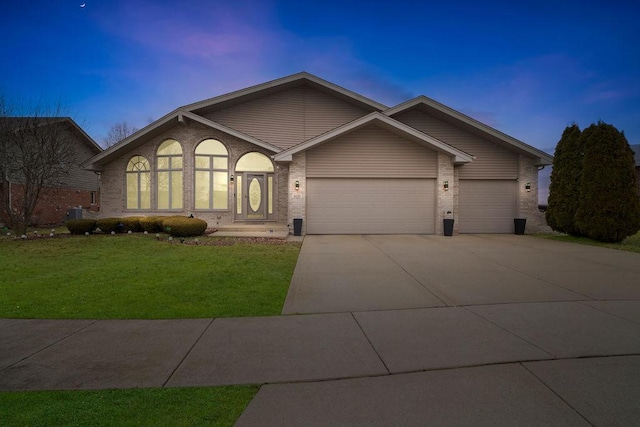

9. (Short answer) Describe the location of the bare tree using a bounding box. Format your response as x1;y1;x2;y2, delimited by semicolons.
0;96;77;235
103;122;138;148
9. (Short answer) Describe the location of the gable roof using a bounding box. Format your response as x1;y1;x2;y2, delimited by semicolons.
385;96;553;166
2;117;102;154
83;109;281;171
184;72;388;116
274;112;473;164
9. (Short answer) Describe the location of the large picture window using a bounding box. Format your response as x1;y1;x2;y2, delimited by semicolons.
157;139;183;209
194;139;228;210
126;156;150;209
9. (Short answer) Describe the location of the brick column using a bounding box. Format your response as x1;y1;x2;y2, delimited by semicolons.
288;152;306;234
437;153;455;235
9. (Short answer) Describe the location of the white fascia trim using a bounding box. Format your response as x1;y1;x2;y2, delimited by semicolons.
180;111;282;153
83;109;182;167
385;96;553;165
182;72;388;113
274;112;473;163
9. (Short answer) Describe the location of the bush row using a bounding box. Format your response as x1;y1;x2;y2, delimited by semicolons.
66;216;208;237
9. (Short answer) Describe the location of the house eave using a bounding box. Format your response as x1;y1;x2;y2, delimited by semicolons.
274;112;473;163
385;96;554;165
183;72;388;116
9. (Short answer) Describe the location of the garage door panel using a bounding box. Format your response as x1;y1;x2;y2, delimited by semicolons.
459;180;516;233
307;179;435;234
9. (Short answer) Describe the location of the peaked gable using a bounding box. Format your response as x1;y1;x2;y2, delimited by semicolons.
385;96;553;166
274;112;473;164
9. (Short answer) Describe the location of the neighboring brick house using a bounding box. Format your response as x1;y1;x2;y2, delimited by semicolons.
84;72;553;235
1;117;102;227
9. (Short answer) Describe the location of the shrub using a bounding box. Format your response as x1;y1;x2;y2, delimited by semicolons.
66;219;97;234
162;217;208;237
96;217;124;234
546;124;583;235
139;216;164;233
120;216;143;232
574;122;640;242
157;216;184;232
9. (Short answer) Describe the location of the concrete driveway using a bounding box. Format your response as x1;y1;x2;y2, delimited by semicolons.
283;234;640;314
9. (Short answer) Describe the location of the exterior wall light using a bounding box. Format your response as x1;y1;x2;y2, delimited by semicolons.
230;174;234;182
295;180;300;190
444;180;449;191
525;182;531;192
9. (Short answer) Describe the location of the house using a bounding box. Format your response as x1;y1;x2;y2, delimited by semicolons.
1;117;101;227
83;72;553;235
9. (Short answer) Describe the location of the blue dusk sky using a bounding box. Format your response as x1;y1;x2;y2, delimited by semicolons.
2;1;639;161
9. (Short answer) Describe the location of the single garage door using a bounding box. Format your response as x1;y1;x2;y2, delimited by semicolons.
306;178;436;234
459;180;516;233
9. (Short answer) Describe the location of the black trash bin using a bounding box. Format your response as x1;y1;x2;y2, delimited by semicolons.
443;219;454;236
293;218;303;236
514;218;526;235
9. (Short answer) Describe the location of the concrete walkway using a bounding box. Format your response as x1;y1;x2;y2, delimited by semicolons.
1;235;640;425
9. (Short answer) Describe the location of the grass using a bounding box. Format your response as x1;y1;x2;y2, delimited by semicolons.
0;234;301;319
0;386;258;427
535;231;640;253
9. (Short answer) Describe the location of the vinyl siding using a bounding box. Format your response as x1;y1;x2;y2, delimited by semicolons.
306;125;437;178
394;109;518;179
205;85;369;150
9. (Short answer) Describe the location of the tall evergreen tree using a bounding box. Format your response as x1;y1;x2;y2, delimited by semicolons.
546;124;583;234
575;122;640;242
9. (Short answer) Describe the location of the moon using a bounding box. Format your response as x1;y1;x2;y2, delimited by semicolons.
80;3;86;7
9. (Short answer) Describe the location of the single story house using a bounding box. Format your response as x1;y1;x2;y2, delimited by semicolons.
1;117;101;227
83;72;553;235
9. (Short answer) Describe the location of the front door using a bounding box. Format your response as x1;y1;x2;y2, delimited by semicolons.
244;173;266;220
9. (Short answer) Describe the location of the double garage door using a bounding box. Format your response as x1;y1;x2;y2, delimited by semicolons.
306;178;436;234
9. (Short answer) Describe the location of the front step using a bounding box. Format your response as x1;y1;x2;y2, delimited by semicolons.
209;223;290;239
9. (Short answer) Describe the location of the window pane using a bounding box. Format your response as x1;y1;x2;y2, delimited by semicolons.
157;172;169;209
195;139;227;155
126;173;138;209
236;152;274;172
171;172;183;209
158;139;182;155
172;156;183;169
213;157;228;170
236;175;242;214
213;171;228;209
127;156;149;172
195;156;210;169
195;171;210;209
140;172;151;209
157;157;169;170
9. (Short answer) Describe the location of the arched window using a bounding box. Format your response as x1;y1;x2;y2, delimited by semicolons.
236;152;275;172
126;156;150;209
156;139;183;209
195;139;229;210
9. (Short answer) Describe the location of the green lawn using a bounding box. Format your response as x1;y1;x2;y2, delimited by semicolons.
535;231;640;253
0;234;301;319
0;386;258;427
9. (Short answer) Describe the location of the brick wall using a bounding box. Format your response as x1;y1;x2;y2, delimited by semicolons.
99;121;286;228
518;155;550;233
3;183;98;226
437;153;455;235
287;152;306;234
